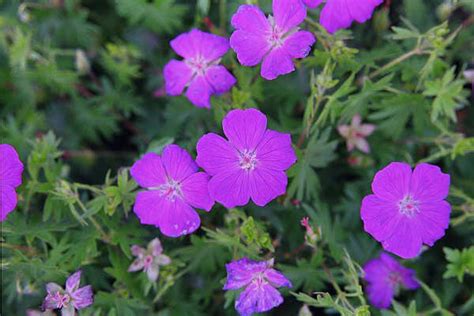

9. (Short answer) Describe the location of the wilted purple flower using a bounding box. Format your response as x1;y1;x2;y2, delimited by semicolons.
128;238;171;282
130;144;214;237
196;108;297;208
27;310;54;316
305;0;384;34
224;258;292;316
361;162;451;259
0;144;24;221
42;270;93;315
163;29;236;108
364;252;419;309
230;0;316;80
337;114;375;153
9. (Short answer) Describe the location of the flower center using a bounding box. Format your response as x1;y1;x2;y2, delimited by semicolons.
154;179;182;201
239;150;258;171
268;28;285;48
398;195;420;217
54;292;71;308
144;255;154;269
187;55;209;76
387;272;402;287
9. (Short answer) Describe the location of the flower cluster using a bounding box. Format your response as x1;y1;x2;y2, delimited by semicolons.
163;0;382;107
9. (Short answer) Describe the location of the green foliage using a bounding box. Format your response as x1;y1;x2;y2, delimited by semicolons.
443;247;474;282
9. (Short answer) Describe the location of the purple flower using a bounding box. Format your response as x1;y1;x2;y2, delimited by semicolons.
306;0;384;34
361;162;451;259
0;144;24;222
128;238;171;282
337;114;375;153
130;144;214;237
224;258;292;316
230;0;316;80
42;270;93;315
363;252;419;309
196;109;297;208
163;29;237;108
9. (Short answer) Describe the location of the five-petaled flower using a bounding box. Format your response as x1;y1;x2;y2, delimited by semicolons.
128;238;171;282
163;29;236;108
230;0;316;80
131;144;214;237
363;252;419;309
0;144;24;222
223;258;292;316
42;270;93;315
361;162;451;259
303;0;384;34
337;114;375;153
196;108;297;208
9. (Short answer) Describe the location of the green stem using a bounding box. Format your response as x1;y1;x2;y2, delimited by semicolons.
369;48;425;79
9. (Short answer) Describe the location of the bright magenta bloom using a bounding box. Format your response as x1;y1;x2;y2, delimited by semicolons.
364;253;419;309
196;109;296;208
0;144;24;221
361;162;451;259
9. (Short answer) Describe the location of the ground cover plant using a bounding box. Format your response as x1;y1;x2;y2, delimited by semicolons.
1;0;473;315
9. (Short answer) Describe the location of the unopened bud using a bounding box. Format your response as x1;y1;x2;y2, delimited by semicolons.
75;49;90;75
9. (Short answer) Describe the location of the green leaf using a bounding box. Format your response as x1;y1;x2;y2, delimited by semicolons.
443;247;474;282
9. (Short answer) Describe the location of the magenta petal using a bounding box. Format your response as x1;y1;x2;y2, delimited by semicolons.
361;194;401;242
181;172;214;211
264;269;292;288
230;30;271;67
371;162;412;201
149;238;163;256
416;200;451;246
223;109;267;151
66;270;81;293
158;199;201;237
320;0;383;33
71;285;93;309
367;282;393;309
303;0;323;9
382;220;422;259
163;60;193;96
272;0;307;33
261;47;295;80
230;5;272;66
0;184;17;221
256;130;296;171
231;5;271;34
161;145;198;182
196;133;238;176
208;169;250;208
282;31;315;59
170;29;229;61
130;153;167;188
205;65;236;94
128;257;145;272
223;258;266;290
410;163;450;202
235;282;284;316
249;168;288;206
0;144;24;188
133;191;162;226
185;75;213;108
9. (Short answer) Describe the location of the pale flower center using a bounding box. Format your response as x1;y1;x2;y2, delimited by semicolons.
144;255;154;269
54;292;71;308
153;179;182;201
186;55;209;76
268;27;285;48
239;150;258;171
398;195;420;217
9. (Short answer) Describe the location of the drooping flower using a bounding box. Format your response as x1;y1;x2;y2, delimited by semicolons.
0;144;24;222
305;0;384;34
130;144;214;237
223;258;292;316
196;108;297;208
363;252;419;309
361;162;451;259
230;0;316;80
128;238;171;282
42;270;93;315
163;29;236;108
337;114;375;153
